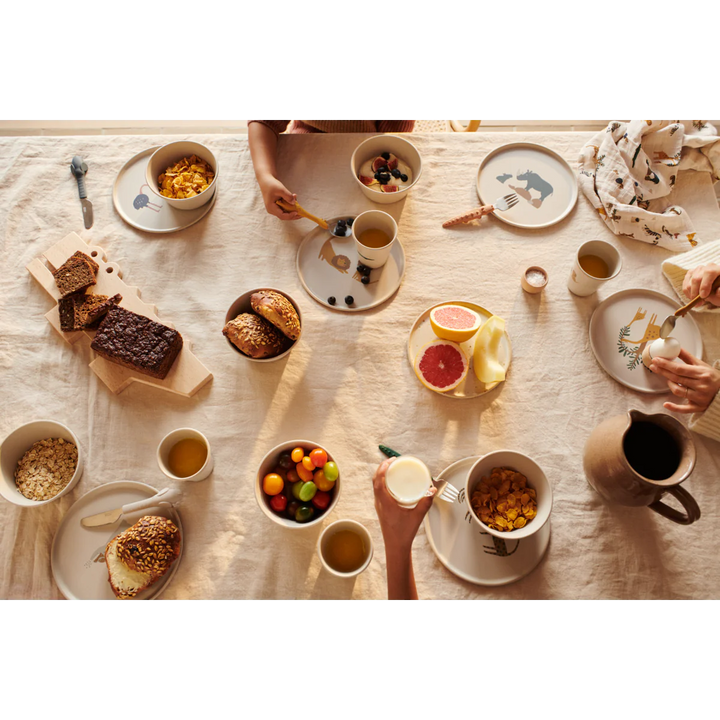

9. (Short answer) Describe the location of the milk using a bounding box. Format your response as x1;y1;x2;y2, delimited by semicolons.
386;456;432;507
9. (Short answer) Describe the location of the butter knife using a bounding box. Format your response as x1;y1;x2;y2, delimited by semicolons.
70;155;94;229
81;487;181;528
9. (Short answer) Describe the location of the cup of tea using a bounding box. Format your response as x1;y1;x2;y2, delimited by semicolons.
317;519;374;578
157;428;213;482
567;240;622;296
352;210;398;269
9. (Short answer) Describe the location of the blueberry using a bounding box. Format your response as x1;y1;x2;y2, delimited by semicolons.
328;296;336;305
337;218;347;227
400;173;408;182
391;168;401;178
357;263;367;272
379;173;391;184
374;172;381;181
361;276;370;285
346;218;354;227
345;295;354;305
379;165;389;174
361;265;371;276
381;152;390;160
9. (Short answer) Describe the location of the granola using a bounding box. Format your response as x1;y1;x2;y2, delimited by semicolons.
14;437;78;501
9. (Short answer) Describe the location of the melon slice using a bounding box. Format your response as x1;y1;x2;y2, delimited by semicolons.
414;340;469;393
430;304;483;343
473;316;507;384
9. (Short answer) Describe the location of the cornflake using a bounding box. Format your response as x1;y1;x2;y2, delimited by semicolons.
158;154;214;199
470;466;538;532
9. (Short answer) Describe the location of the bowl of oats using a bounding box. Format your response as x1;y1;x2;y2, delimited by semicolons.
145;140;218;210
465;450;552;540
0;420;83;507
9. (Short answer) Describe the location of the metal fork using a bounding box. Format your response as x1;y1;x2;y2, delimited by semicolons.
442;193;519;227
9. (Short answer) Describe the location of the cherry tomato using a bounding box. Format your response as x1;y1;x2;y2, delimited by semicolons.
287;501;300;519
310;448;328;468
298;481;317;502
291;480;305;500
291;447;304;463
312;490;331;510
270;494;287;512
295;505;315;523
263;473;284;496
313;468;334;492
301;456;315;472
278;453;294;470
286;468;300;484
296;462;314;482
323;461;339;482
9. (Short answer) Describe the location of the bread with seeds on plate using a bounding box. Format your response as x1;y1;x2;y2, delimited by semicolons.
222;312;287;358
250;290;301;341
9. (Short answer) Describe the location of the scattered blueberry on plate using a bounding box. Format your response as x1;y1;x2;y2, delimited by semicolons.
345;296;354;306
361;276;369;285
328;296;336;306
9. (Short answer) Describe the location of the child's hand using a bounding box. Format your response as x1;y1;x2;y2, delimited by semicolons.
650;349;720;413
259;176;300;221
372;458;436;553
682;263;720;308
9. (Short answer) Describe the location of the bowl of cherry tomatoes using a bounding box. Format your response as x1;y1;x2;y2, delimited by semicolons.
255;440;340;528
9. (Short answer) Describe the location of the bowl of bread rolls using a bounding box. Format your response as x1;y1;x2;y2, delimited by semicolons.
223;288;302;362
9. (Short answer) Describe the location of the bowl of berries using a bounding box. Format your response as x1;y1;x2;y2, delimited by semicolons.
255;440;340;528
351;134;422;205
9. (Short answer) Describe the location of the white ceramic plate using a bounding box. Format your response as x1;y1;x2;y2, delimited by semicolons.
424;456;550;586
113;146;216;233
476;142;578;229
408;301;512;399
51;481;183;600
589;288;703;394
296;216;405;312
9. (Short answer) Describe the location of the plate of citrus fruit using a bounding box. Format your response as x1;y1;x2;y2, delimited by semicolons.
408;301;512;399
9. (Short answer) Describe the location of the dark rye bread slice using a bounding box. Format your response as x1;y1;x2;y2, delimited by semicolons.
90;305;183;380
70;250;99;274
53;254;97;297
58;293;122;332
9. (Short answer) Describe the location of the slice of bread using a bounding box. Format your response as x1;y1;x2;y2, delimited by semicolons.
105;536;153;599
53;255;97;297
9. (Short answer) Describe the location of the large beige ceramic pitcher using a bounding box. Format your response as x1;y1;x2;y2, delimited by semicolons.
584;409;700;525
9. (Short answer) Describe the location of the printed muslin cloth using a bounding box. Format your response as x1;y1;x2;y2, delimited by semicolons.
578;120;720;252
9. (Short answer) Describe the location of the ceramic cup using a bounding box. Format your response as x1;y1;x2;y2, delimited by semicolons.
567;240;622;296
317;519;374;578
157;428;214;482
385;455;433;509
352;210;398;269
465;450;552;540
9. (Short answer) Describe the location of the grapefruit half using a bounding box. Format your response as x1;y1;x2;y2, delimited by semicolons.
414;340;469;393
429;304;482;343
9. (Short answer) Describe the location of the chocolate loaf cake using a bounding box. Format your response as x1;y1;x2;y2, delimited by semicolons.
90;306;183;380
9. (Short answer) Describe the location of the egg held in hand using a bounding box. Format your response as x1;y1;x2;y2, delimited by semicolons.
642;337;681;369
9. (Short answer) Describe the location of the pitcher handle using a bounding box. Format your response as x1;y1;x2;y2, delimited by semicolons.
649;486;701;525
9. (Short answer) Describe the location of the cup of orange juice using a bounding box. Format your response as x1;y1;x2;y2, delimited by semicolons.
157;428;213;482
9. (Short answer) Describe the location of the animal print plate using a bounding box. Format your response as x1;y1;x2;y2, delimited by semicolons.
424;456;550;586
588;288;703;393
476;142;578;229
296;215;406;312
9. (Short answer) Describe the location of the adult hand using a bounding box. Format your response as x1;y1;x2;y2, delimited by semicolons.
650;349;720;413
372;457;436;553
682;263;720;308
258;175;300;221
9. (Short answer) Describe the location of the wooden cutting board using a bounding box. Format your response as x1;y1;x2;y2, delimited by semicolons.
27;232;213;397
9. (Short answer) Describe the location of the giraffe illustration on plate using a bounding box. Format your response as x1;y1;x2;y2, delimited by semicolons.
133;183;162;213
617;308;661;371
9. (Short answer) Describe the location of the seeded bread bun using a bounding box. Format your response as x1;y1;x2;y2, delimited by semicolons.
105;515;181;599
223;312;286;359
250;290;301;341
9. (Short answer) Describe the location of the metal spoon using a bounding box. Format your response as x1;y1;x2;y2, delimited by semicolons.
659;276;720;338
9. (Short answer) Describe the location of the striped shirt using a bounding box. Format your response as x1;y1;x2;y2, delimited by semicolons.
248;117;415;135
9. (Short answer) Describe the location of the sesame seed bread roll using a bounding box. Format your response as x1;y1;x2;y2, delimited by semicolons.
222;312;286;359
250;290;301;341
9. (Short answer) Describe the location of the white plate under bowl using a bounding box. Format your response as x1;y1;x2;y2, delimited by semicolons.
113;146;216;234
424;456;550;586
51;481;183;600
297;216;405;312
589;288;703;394
476;142;578;229
408;301;512;399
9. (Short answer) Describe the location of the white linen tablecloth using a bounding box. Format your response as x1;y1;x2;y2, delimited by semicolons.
1;131;719;599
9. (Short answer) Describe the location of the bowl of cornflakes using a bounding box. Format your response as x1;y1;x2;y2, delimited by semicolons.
465;450;552;540
146;140;218;210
